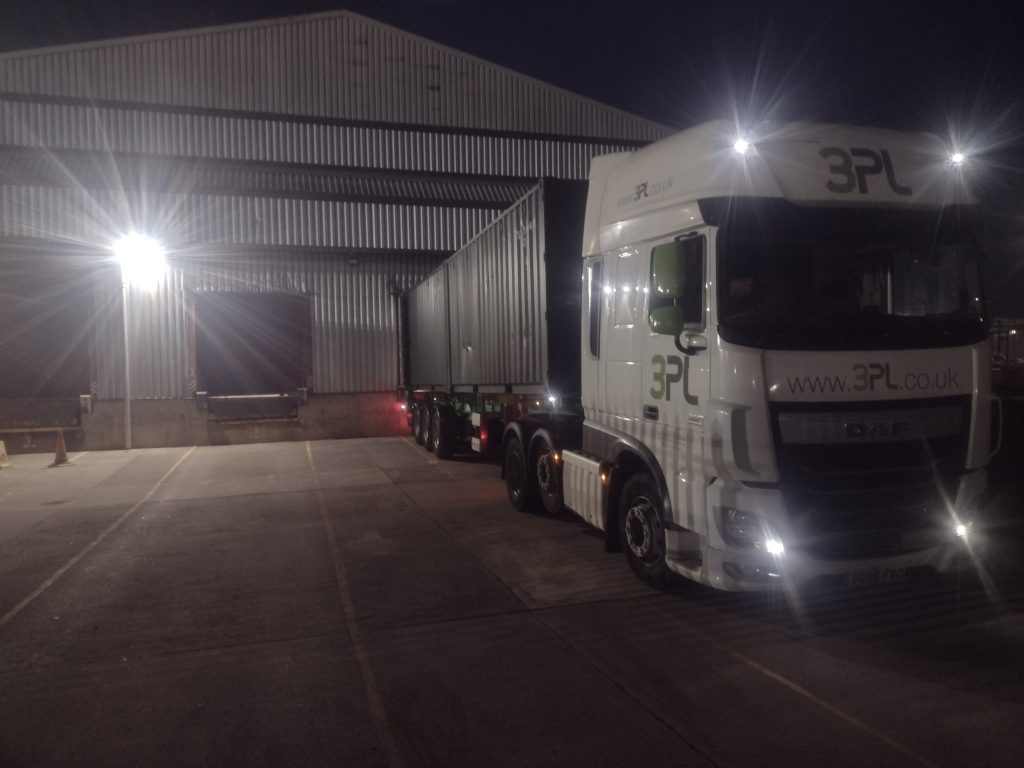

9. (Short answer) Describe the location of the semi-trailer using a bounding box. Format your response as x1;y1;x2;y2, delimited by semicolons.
404;178;586;518
404;120;999;593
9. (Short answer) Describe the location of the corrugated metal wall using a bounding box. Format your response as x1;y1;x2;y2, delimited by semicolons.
0;11;667;407
92;251;435;398
0;99;633;179
0;12;667;142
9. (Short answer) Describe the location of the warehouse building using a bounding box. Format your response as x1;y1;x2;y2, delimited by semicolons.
0;10;668;451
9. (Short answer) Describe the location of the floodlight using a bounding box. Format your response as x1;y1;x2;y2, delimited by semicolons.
113;233;166;288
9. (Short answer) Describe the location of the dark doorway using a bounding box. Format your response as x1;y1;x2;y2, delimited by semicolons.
194;292;312;395
0;261;91;399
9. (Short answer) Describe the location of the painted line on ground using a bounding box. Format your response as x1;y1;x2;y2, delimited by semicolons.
398;432;939;766
0;446;196;631
640;598;944;768
726;646;941;768
305;441;402;768
399;435;440;464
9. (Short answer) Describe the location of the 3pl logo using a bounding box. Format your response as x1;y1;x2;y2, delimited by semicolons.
852;362;899;392
651;354;699;404
820;147;912;196
852;363;961;392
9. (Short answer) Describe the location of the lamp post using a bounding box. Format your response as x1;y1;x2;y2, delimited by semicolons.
112;233;165;450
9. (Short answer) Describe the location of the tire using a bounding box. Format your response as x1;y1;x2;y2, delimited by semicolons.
533;435;563;515
619;473;673;590
431;407;454;460
424;407;436;453
411;404;425;444
417;405;431;449
504;437;535;511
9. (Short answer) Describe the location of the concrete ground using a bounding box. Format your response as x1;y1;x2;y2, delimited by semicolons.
0;438;1022;768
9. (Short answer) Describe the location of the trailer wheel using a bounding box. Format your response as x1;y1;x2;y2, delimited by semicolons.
411;404;423;444
619;473;673;590
430;407;454;460
504;437;535;511
533;435;563;515
413;404;428;446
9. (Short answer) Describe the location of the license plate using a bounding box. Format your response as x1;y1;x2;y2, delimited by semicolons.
847;567;906;587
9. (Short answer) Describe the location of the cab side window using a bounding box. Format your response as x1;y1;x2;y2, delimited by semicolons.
649;236;705;330
588;259;603;356
612;250;639;327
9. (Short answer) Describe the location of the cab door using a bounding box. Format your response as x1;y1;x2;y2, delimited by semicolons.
642;232;711;533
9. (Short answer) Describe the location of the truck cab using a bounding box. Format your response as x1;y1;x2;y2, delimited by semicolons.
561;121;997;591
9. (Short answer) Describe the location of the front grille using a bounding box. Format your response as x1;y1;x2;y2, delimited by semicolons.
773;398;970;560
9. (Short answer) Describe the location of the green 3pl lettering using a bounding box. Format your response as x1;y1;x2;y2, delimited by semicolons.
651;354;699;404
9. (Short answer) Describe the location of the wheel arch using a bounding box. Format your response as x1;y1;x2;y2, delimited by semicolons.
527;426;558;467
603;440;674;541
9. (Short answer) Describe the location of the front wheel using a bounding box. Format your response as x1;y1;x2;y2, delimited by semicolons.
619;473;673;590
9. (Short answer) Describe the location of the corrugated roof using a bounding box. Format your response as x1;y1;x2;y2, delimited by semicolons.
0;11;669;142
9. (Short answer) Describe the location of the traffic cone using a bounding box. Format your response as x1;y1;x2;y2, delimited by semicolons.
48;430;71;468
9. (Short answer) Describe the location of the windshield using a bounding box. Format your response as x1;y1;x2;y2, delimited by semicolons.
710;199;987;350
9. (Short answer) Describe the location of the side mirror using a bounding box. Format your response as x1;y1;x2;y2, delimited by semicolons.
651;243;685;298
649;305;685;336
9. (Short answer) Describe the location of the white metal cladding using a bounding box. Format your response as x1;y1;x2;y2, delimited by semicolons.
0;12;667;142
407;269;450;389
0;98;640;180
448;185;547;387
92;251;437;398
92;266;190;400
0;186;498;251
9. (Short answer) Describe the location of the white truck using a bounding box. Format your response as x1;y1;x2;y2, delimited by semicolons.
410;120;999;592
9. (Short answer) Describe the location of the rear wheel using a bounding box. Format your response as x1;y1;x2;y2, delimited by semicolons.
431;407;455;459
533;435;563;515
619;473;673;590
411;404;425;444
421;405;434;452
504;437;535;511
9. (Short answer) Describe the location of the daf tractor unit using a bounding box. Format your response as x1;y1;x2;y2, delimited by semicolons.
405;120;998;592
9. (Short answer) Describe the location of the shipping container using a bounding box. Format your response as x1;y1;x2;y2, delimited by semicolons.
404;178;586;458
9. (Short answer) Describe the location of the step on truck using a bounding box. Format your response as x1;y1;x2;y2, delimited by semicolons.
405;121;1000;592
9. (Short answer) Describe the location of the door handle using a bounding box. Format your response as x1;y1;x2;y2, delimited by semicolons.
643;405;659;420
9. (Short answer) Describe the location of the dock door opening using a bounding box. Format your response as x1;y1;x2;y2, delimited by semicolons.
194;292;312;396
0;261;91;399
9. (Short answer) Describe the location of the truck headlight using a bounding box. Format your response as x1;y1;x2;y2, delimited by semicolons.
717;507;784;555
